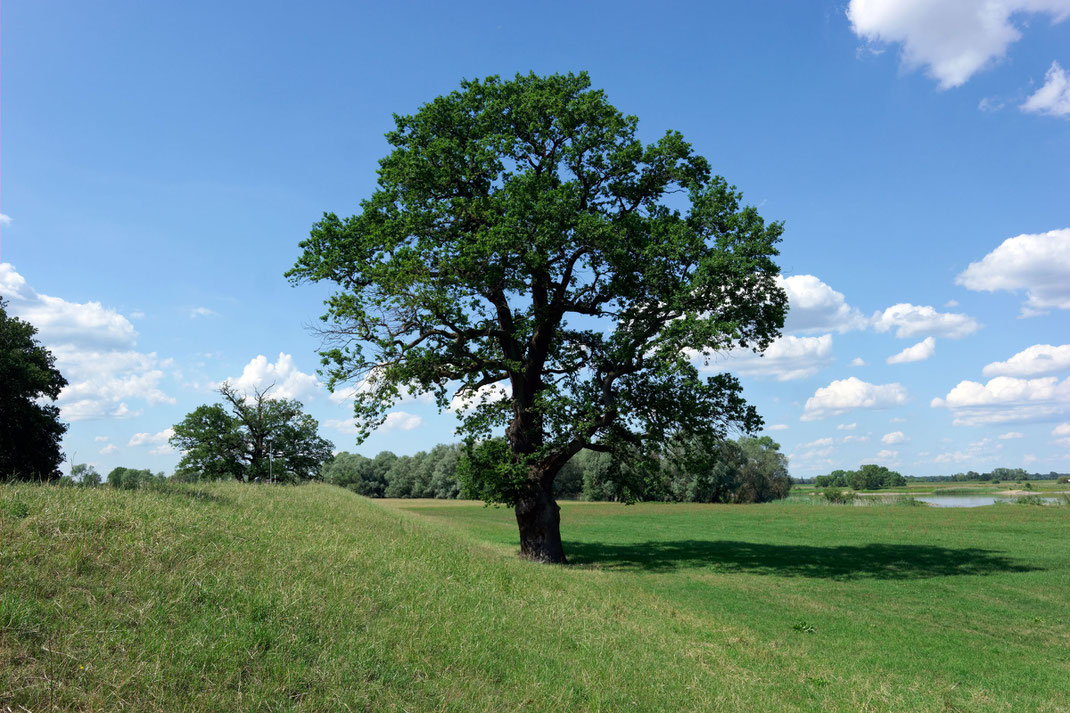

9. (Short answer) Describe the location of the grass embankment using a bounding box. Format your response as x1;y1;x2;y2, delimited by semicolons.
2;484;1068;712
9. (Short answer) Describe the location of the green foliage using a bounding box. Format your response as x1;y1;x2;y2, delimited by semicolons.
71;463;102;487
170;383;333;482
0;298;69;480
821;489;856;504
106;467;165;490
288;72;786;516
815;465;905;490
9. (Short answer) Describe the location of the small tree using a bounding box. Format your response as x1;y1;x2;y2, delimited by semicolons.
289;72;786;562
170;383;333;482
0;298;69;480
71;463;102;487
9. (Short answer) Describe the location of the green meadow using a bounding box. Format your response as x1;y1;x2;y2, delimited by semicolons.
3;482;1068;712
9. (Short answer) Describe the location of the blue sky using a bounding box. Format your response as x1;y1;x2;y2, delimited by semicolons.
3;0;1069;477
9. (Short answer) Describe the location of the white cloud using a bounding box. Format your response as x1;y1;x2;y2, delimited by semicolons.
99;444;118;455
129;428;174;447
1022;60;1070;116
956;229;1070;314
94;436;109;443
932;375;1070;425
802;377;909;421
0;214;11;225
1054;423;1070;436
229;353;320;401
882;430;907;445
837;422;857;430
849;357;867;367
843;434;870;443
327;369;434;407
0;263;174;421
149;444;175;456
777;275;868;334
766;424;789;431
189;306;219;318
999;431;1024;439
876;449;898;461
983;343;1070;377
381;411;423;431
1024;454;1038;464
872;304;980;339
887;336;937;364
709;334;834;381
803;437;836;448
847;0;1070;89
325;410;423;434
449;382;511;412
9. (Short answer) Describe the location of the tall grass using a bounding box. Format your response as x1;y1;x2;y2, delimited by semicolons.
3;482;1069;712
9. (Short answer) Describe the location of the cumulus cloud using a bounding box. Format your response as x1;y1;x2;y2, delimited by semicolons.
932;375;1070;425
326;369;434;407
324;410;423;435
766;424;789;431
847;0;1070;89
0;263;174;420
956;229;1070;314
449;382;511;412
777;275;868;334
882;431;907;445
1022;60;1070;116
983;343;1070;377
382;411;423;431
706;334;834;381
0;214;11;225
849;357;867;367
228;353;320;400
999;431;1024;439
128;428;175;447
887;336;936;364
99;444;118;455
837;423;857;430
803;437;836;448
802;377;909;421
1053;422;1070;445
189;306;219;318
875;449;898;461
872;304;980;339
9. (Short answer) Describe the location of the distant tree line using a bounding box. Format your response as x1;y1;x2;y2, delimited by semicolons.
813;465;906;490
807;466;1065;489
322;436;791;504
61;432;793;505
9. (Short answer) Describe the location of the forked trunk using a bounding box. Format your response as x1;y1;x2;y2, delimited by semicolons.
515;481;567;564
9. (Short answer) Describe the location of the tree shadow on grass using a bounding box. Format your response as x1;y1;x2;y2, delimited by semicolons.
566;540;1040;580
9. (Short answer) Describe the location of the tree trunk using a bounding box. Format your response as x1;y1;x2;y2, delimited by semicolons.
514;481;567;564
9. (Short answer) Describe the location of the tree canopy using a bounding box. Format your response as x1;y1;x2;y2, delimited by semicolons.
170;383;334;482
289;72;787;562
0;298;69;480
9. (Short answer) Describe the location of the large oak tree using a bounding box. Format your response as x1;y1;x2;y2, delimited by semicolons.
289;72;786;562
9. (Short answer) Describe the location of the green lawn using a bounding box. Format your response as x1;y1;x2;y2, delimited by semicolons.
3;483;1068;712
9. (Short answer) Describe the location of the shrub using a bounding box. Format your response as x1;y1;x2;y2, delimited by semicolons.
821;489;855;504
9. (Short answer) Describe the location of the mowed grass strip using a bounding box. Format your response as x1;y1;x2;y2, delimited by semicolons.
391;498;1070;712
0;484;1065;712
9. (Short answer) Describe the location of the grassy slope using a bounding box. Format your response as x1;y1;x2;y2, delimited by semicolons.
1;484;1067;712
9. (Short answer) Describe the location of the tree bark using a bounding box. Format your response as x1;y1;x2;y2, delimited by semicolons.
514;480;567;564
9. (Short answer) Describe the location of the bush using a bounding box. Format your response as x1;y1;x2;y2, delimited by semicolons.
821;489;856;504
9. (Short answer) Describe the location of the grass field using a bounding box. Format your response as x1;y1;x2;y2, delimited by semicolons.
3;483;1068;712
